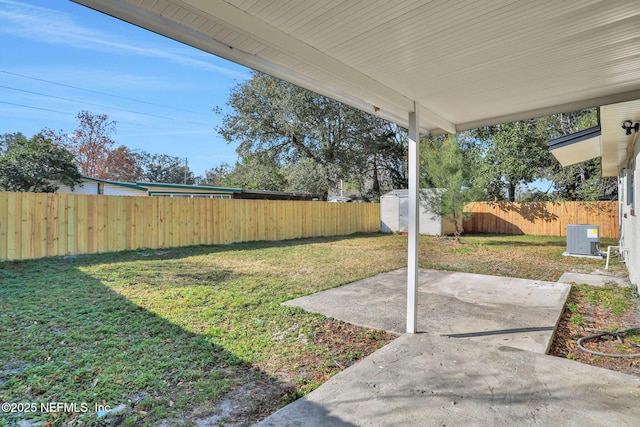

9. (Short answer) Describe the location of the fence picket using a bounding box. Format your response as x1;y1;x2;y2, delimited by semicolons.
463;201;618;239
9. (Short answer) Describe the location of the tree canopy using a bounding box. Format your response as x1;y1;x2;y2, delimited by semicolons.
541;110;617;201
217;71;407;199
468;109;616;202
45;111;141;182
0;133;82;192
471;120;552;202
138;153;195;185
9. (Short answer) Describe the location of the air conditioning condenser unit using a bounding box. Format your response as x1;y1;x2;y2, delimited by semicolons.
566;224;600;256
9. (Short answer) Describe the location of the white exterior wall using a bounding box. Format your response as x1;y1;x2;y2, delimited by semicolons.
102;184;146;196
619;141;640;287
57;181;146;196
380;195;400;233
380;190;454;236
419;204;444;235
57;182;99;194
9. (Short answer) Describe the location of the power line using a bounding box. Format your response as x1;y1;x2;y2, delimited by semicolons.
0;100;214;135
0;84;215;127
0;69;208;116
0;100;69;115
1;85;173;121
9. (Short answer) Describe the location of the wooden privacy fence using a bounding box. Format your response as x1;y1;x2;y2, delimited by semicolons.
463;201;618;239
0;192;380;261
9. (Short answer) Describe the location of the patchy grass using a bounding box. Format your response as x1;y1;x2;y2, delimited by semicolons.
549;283;640;375
420;233;625;281
0;235;404;426
0;233;627;425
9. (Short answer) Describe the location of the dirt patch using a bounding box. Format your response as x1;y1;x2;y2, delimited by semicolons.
190;320;397;426
549;284;640;376
190;378;294;427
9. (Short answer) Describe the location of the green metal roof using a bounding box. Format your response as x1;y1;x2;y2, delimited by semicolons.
82;176;147;191
138;182;242;193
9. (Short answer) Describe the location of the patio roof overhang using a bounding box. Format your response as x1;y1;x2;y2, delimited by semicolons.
601;100;640;176
72;0;640;333
73;0;640;135
548;126;602;168
549;99;640;176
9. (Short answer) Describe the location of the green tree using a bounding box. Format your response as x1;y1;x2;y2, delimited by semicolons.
139;153;195;184
286;158;336;195
0;133;82;192
199;163;232;187
472;120;552;201
45;111;142;182
471;109;616;202
542;109;617;201
229;154;287;191
355;121;408;200
0;132;27;153
420;134;480;242
218;71;406;199
549;158;616;200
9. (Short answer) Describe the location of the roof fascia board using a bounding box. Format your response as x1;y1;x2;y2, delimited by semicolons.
548;125;602;151
72;0;452;134
547;124;602;168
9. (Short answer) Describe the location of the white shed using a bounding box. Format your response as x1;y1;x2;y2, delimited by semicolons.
380;189;455;236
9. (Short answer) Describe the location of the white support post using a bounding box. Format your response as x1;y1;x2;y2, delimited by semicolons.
406;105;420;334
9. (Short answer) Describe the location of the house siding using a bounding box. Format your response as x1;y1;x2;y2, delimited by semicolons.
57;182;99;195
102;184;146;196
620;141;640;287
57;180;146;196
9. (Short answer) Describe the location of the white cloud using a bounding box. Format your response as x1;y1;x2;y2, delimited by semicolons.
0;0;249;79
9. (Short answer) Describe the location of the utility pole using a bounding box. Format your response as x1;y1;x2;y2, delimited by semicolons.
184;157;188;184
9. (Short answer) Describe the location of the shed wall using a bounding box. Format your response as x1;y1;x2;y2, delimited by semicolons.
380;190;450;236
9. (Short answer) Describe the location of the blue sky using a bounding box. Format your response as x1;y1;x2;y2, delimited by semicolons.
0;0;252;178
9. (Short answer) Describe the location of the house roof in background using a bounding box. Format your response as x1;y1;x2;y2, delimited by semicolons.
140;182;242;193
82;176;147;191
74;0;640;135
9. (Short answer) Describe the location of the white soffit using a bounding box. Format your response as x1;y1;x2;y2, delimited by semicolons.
601;99;640;176
73;0;640;134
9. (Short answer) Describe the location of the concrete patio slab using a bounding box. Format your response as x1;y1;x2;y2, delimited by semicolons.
283;268;570;354
260;333;640;426
558;272;633;287
262;268;640;426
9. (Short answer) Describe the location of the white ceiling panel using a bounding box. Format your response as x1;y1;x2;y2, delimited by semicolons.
601;100;640;176
73;0;640;135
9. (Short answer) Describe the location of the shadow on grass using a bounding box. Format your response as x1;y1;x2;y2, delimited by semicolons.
0;232;387;271
0;265;296;426
462;233;566;247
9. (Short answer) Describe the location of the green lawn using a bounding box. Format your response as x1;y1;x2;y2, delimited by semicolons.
0;233;624;426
